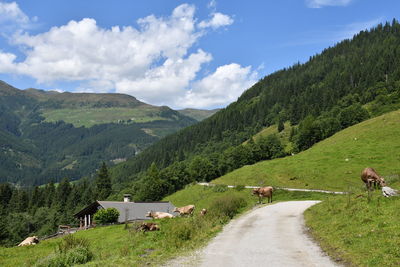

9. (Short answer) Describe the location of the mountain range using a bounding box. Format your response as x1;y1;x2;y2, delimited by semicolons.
0;81;214;186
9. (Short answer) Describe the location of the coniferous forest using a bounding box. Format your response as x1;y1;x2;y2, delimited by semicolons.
1;20;400;246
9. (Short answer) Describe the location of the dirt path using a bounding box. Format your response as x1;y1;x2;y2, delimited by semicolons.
166;201;340;267
197;182;347;194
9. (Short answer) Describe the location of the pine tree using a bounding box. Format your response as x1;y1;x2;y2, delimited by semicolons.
96;162;112;200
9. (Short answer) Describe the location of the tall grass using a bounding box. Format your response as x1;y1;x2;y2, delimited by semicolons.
34;235;93;267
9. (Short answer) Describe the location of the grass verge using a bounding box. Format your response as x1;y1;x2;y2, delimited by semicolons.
304;190;400;266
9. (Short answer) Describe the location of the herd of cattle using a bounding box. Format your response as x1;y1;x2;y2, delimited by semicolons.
17;167;398;245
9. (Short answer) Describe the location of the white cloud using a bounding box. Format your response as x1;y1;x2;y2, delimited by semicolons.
115;49;213;105
0;3;254;109
0;1;35;30
198;12;233;29
177;63;257;109
306;0;353;8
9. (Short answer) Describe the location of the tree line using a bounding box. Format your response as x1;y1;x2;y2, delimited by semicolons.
0;162;112;247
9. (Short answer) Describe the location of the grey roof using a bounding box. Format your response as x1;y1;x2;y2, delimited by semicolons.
97;201;178;222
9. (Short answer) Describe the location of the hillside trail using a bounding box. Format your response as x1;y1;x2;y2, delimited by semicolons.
197;182;347;194
165;201;340;267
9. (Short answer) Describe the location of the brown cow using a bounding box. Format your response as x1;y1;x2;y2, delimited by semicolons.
18;236;39;247
137;222;160;232
146;211;174;219
173;205;195;216
252;186;274;203
361;167;386;190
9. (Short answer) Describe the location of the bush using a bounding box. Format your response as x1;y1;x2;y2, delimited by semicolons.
209;195;247;219
212;184;228;193
57;235;90;254
93;207;119;224
35;235;93;267
35;246;93;267
169;220;194;247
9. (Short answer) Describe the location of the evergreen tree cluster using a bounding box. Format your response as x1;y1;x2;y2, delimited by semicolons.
0;163;111;247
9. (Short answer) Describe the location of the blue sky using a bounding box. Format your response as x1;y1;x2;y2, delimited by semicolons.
0;0;398;109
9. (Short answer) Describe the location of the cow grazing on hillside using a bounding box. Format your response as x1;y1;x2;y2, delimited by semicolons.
173;205;195;216
253;186;274;203
18;236;39;247
146;211;174;219
361;167;386;190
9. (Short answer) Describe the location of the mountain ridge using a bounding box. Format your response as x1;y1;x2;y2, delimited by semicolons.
0;81;198;186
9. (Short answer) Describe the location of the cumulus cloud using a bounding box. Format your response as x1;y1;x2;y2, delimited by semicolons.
177;63;257;109
116;49;213;105
0;1;36;31
198;12;233;29
306;0;353;8
0;3;254;109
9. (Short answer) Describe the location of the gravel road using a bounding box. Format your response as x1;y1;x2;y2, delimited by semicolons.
166;201;340;267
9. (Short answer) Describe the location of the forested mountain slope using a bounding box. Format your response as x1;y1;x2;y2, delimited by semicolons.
112;20;400;197
0;82;196;186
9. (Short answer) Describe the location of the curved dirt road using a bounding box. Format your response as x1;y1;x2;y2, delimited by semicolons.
168;201;339;267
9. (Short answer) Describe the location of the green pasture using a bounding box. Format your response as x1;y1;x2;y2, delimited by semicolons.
305;191;400;266
215;110;400;191
41;106;167;127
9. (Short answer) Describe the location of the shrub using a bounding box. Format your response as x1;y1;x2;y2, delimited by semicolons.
35;235;93;267
169;220;194;246
35;246;93;267
209;195;247;219
57;235;90;254
212;184;228;193
93;207;119;224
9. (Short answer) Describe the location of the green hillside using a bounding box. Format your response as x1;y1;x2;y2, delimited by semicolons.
25;88;190;128
0;82;196;186
214;109;400;191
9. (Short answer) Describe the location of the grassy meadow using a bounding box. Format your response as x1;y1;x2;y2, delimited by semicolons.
0;186;329;267
41;106;168;127
215;109;400;191
245;121;294;153
305;191;400;266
